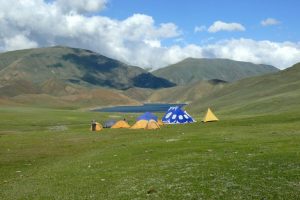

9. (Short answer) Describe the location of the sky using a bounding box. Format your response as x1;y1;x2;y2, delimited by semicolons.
0;0;300;69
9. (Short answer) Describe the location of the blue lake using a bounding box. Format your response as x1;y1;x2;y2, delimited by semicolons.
94;103;186;113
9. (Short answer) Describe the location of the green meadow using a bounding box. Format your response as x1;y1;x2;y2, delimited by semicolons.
1;106;299;199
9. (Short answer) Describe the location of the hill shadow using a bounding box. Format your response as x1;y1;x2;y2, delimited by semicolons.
62;54;119;72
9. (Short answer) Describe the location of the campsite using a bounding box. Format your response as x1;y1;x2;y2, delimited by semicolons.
1;105;300;199
1;0;300;199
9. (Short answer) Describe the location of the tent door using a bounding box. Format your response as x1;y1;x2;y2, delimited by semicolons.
92;123;96;131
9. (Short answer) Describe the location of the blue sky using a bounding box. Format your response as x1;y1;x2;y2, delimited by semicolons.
102;0;299;44
1;0;300;69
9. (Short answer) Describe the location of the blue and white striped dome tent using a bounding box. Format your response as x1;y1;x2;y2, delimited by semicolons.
162;106;196;124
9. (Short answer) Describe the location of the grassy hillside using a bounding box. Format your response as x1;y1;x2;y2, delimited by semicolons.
189;63;300;115
0;87;139;109
0;46;175;91
153;58;278;85
121;80;226;105
0;78;140;109
0;106;299;199
146;80;225;104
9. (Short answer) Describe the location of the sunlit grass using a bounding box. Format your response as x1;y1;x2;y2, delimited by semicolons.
0;106;299;199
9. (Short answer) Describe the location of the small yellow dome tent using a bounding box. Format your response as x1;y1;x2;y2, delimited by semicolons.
202;108;219;122
90;122;103;131
146;120;160;129
131;119;160;130
157;119;164;126
111;120;131;128
130;120;148;129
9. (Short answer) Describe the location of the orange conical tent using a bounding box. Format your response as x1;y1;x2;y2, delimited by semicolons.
111;120;131;128
202;108;219;122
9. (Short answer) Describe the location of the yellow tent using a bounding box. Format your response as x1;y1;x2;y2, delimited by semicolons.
131;119;160;130
146;120;160;129
130;120;148;129
157;119;164;126
90;122;103;131
202;108;219;122
111;120;131;128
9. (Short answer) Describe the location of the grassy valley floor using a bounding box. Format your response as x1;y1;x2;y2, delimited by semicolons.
0;106;299;199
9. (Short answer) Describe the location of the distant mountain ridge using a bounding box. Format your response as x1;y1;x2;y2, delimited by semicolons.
0;46;175;108
0;46;175;91
153;58;279;85
188;62;300;114
1;46;294;112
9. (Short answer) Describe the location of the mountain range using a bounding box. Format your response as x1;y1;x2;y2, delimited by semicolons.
0;46;174;92
2;45;297;114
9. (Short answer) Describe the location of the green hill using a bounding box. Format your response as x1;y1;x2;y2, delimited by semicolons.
0;46;177;108
1;46;297;113
147;80;225;103
153;58;279;85
188;62;300;115
121;79;226;105
0;46;175;91
0;81;139;109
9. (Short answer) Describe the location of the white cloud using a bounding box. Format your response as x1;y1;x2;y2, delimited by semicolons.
54;0;107;14
144;40;161;48
0;1;180;67
4;35;38;51
194;25;206;33
208;21;245;33
202;39;300;69
261;18;280;26
0;1;299;70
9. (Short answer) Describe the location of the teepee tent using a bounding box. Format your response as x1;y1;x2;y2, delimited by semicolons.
111;120;131;128
162;106;196;124
202;108;219;122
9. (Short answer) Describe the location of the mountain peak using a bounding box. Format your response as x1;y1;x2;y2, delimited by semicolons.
153;58;279;85
0;46;176;93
